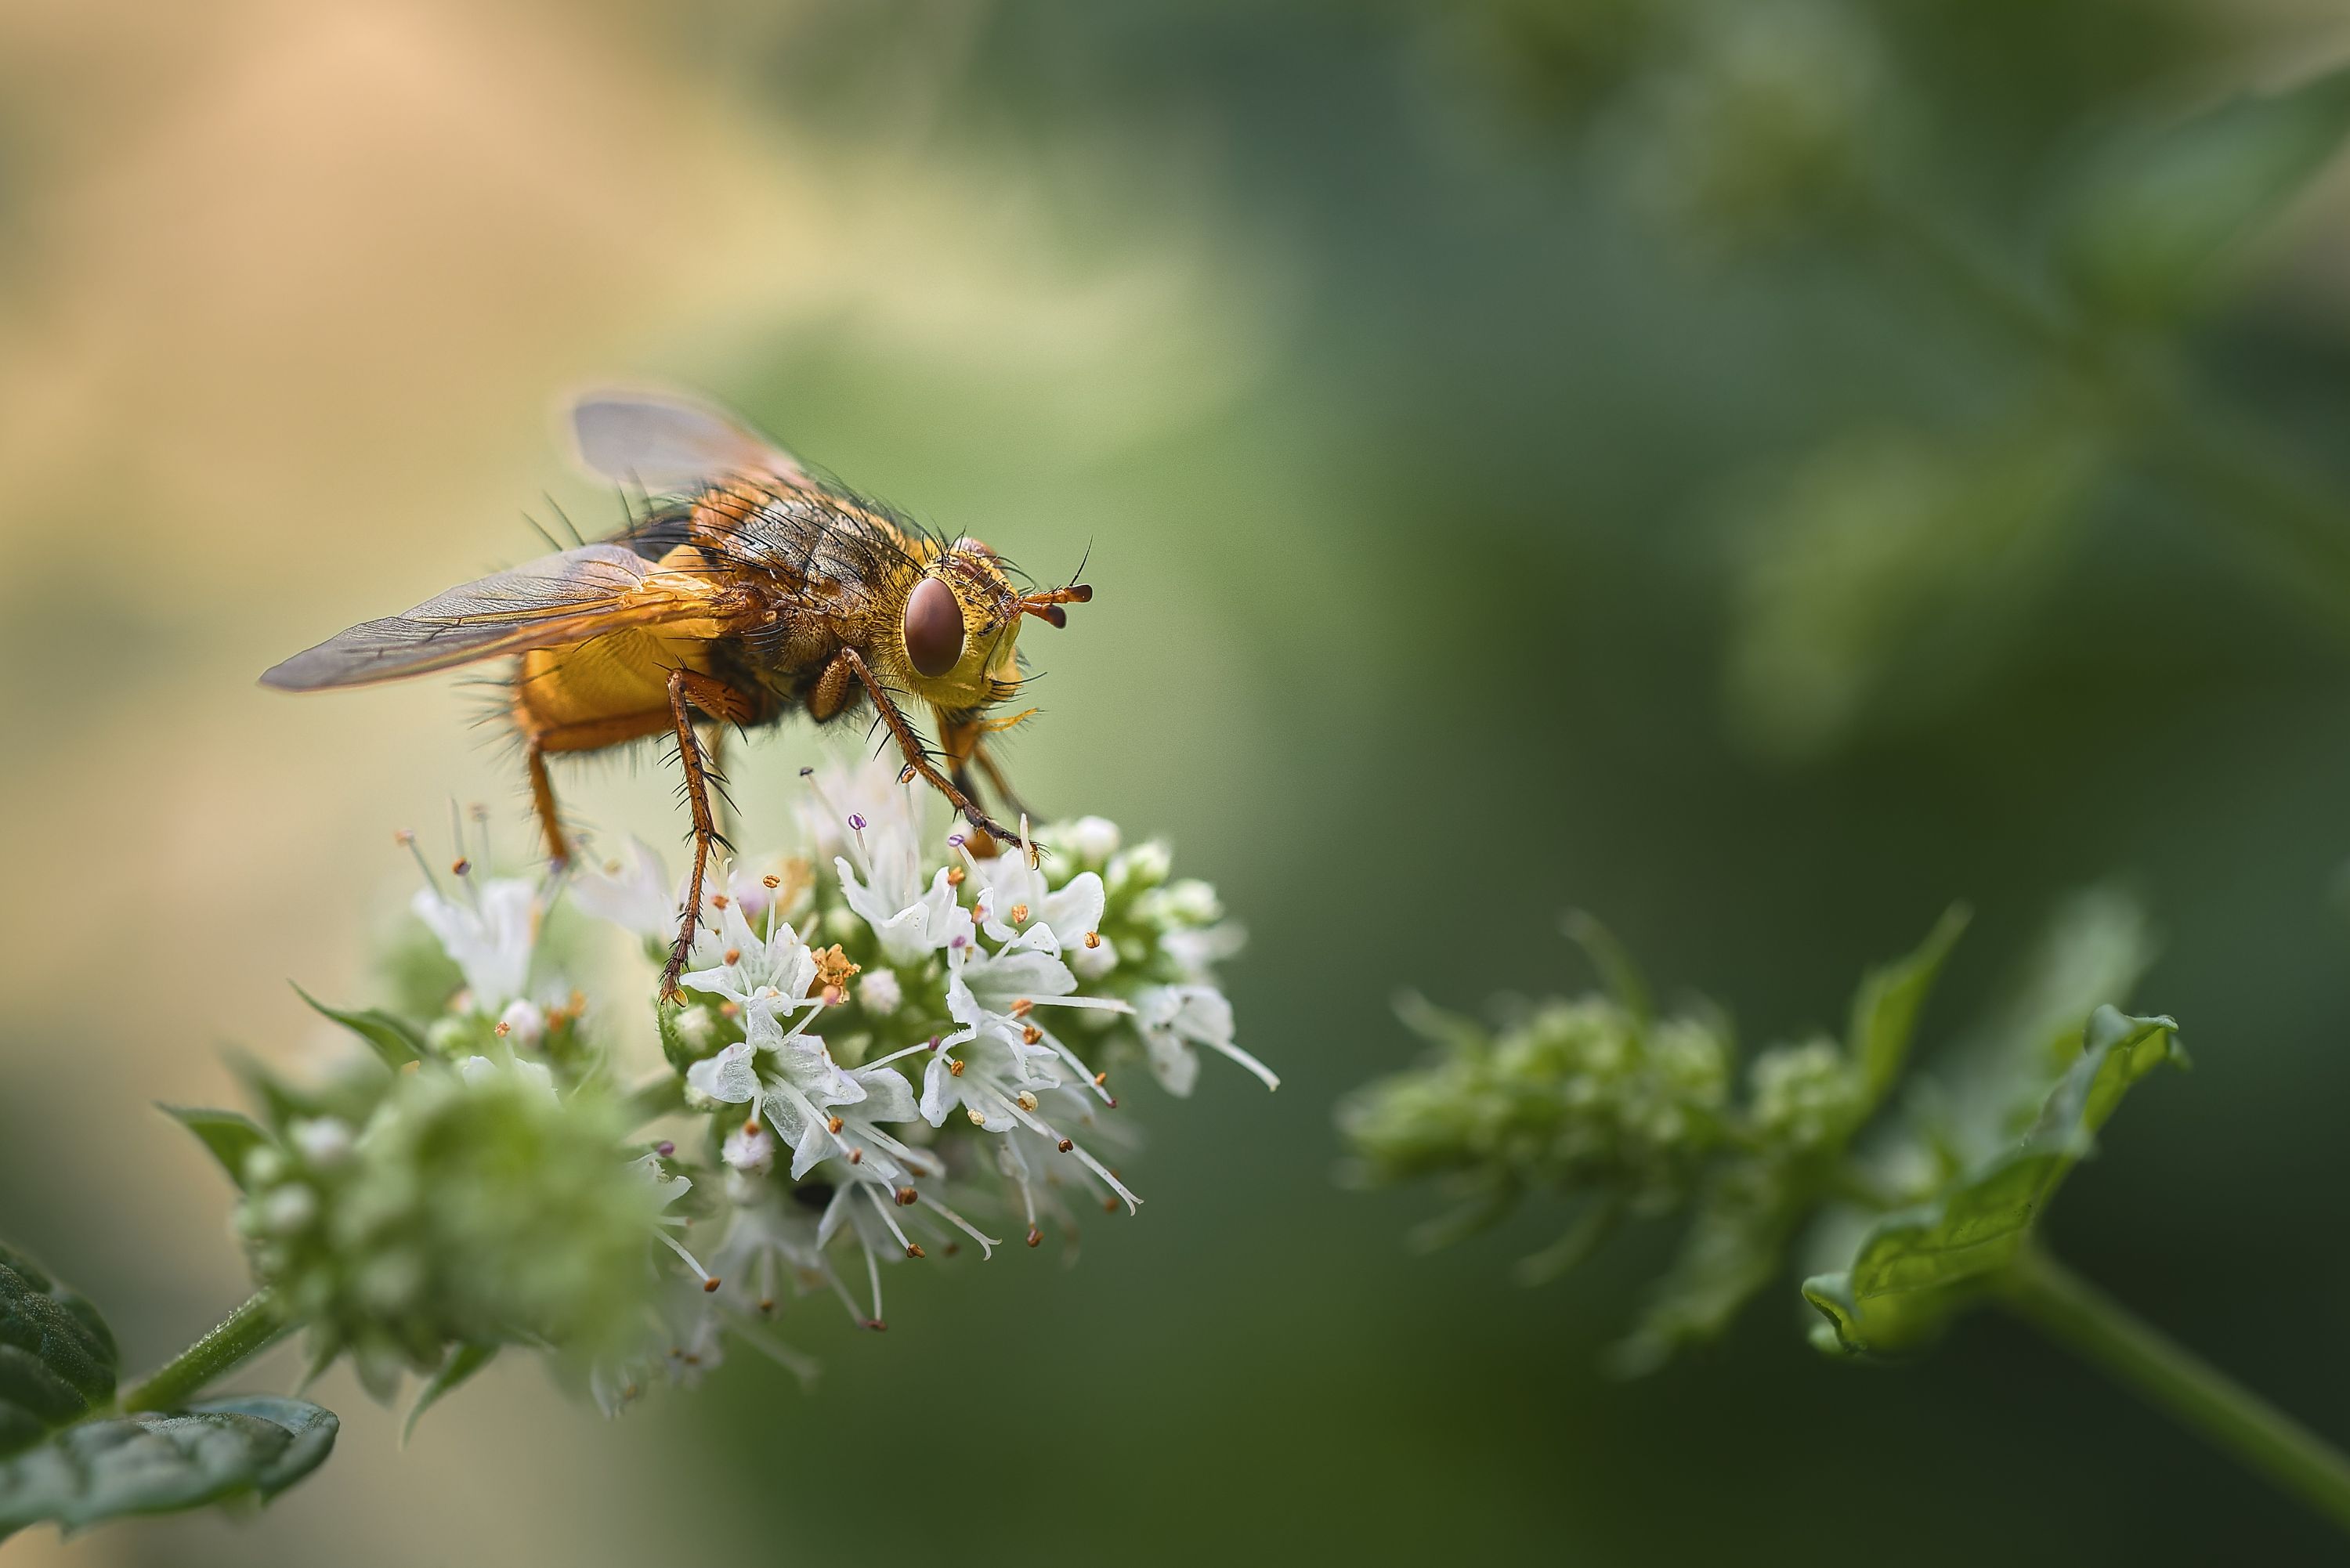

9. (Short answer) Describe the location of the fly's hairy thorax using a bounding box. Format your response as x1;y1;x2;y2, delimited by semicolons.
509;479;932;739
678;478;929;690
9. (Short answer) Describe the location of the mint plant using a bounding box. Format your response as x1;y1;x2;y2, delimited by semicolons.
0;761;1267;1544
1340;891;2350;1533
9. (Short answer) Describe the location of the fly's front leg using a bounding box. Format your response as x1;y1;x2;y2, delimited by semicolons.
973;745;1028;822
835;649;1027;851
938;716;1029;858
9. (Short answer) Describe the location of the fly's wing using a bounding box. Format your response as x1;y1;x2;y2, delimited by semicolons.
568;388;808;490
260;544;738;691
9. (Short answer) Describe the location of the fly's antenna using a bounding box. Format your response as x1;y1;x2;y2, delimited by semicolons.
1013;540;1094;627
1016;582;1091;629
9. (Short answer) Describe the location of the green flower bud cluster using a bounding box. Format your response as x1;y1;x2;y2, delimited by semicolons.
1340;994;1732;1214
1744;1037;1867;1155
231;1062;662;1399
1341;909;1972;1367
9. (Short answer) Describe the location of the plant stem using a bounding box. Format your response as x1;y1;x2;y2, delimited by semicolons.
2003;1248;2350;1535
119;1290;291;1413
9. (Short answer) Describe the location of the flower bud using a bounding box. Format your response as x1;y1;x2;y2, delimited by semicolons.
237;1060;663;1389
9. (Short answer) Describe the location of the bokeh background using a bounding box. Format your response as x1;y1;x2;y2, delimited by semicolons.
6;0;2350;1562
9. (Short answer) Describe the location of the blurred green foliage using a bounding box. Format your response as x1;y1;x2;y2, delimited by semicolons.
638;3;2350;1564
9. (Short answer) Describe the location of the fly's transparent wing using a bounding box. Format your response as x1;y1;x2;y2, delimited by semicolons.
260;544;734;690
568;388;808;490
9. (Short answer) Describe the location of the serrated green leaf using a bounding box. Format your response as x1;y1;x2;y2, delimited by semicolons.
292;983;425;1070
158;1106;272;1191
403;1342;497;1445
2059;64;2350;319
0;1397;338;1541
1803;1006;2182;1357
1848;904;1970;1103
0;1247;118;1461
196;1397;339;1495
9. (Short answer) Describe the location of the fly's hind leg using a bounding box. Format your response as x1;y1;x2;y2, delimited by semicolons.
518;709;677;866
515;675;755;1000
525;742;570;866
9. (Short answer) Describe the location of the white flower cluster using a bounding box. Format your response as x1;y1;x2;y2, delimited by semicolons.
435;760;1271;1409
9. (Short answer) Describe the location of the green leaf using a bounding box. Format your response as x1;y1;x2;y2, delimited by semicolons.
2059;64;2350;319
1610;1158;1800;1378
0;1397;338;1541
158;1106;272;1190
225;1050;331;1129
0;1247;118;1461
1802;1007;2182;1357
1847;904;1970;1103
292;983;425;1070
402;1342;497;1445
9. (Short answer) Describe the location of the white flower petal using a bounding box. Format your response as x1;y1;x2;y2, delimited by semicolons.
685;1042;761;1104
568;837;674;938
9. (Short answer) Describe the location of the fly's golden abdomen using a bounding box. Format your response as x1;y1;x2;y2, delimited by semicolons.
513;630;715;732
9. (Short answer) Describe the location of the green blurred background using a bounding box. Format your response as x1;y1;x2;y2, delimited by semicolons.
6;0;2350;1561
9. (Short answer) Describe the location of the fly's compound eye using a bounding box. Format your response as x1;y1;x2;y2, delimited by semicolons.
904;576;967;677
